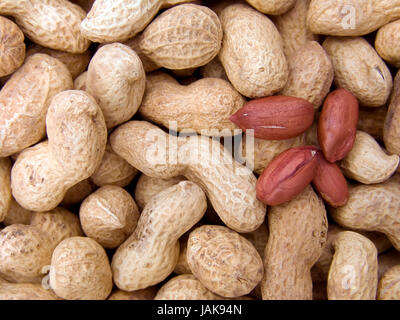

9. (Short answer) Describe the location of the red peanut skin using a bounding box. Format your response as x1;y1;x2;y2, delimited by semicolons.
256;146;318;206
318;88;359;163
312;152;349;207
229;96;315;140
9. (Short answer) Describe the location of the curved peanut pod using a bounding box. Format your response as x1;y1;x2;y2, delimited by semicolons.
273;0;318;57
378;265;400;300
112;181;207;291
87;43;145;129
312;152;349;207
11;90;107;212
230;96;315;140
0;0;90;53
340;131;399;184
261;186;328;300
81;0;193;43
307;0;400;36
280;41;333;109
0;54;73;158
110;121;266;233
0;158;11;223
256;146;318;206
187;225;263;298
139;72;245;136
318;88;359;163
155;274;223;300
327;231;378;300
139;4;222;70
312;224;391;283
219;3;288;98
0;16;25;77
323;37;393;107
384;70;400;155
330;175;400;250
376;20;400;68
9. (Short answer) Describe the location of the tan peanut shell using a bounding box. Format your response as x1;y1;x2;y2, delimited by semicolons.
86;43;146;129
358;107;387;141
245;0;295;15
376;20;400;67
0;54;73;158
0;282;60;300
108;287;157;300
0;158;11;223
242;133;306;175
30;208;84;248
61;178;96;206
135;174;186;211
81;0;194;43
378;250;400;280
139;72;245;135
110;121;266;233
384;70;400;154
305;121;320;147
155;274;223;300
219;4;288;98
112;181;207;291
330;175;400;250
307;0;400;36
187;225;264;298
273;0;318;58
122;33;160;73
11;90;107;212
261;186;328;300
323;37;393;107
139;4;222;70
0;224;52;283
74;71;87;91
327;231;378;300
26;44;91;79
339;131;399;184
280;41;334;109
80;185;139;249
49;237;113;300
312;224;392;283
378;265;400;300
0;16;25;77
3;198;32;226
0;0;90;53
91;143;138;187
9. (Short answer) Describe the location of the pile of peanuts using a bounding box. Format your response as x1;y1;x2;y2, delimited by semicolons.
0;0;399;301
